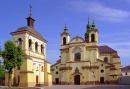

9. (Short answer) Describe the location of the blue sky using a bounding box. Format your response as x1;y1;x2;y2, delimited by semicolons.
0;0;130;66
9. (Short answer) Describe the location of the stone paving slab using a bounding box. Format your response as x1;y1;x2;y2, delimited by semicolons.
41;85;130;89
0;85;130;89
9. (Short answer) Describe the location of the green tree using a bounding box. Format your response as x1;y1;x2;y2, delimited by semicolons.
0;65;5;78
1;40;24;87
0;46;4;82
0;46;1;57
16;46;24;70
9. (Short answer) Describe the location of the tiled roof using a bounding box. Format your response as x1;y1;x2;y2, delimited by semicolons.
11;26;47;43
122;65;130;72
98;45;117;53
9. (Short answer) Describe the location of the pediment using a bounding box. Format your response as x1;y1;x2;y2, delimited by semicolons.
70;36;84;43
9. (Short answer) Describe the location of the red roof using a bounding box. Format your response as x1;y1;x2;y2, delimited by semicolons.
98;45;117;53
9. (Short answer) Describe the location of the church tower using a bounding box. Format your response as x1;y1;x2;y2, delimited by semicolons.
85;19;98;44
5;6;52;87
85;19;90;42
61;25;70;45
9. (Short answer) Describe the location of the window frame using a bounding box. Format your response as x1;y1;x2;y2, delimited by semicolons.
35;42;38;52
74;52;81;61
63;37;66;45
104;57;108;63
91;34;95;42
18;38;22;45
28;39;32;50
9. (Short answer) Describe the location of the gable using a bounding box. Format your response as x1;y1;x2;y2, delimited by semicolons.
70;36;84;43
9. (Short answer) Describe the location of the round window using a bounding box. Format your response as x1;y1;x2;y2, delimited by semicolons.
101;69;104;73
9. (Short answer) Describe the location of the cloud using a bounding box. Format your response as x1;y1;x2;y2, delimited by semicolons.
70;1;130;22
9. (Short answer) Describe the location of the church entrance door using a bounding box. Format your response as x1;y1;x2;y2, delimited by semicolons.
74;75;80;85
36;75;38;84
100;77;104;84
55;78;59;84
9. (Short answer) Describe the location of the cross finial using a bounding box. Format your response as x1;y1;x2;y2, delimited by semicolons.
88;17;90;25
87;17;90;29
29;4;32;16
27;4;35;27
92;19;95;27
64;24;68;32
64;24;67;29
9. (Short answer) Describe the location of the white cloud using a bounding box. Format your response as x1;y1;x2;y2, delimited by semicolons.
70;1;130;22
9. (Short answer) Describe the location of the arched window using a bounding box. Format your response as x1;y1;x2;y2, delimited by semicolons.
28;39;32;50
35;42;38;52
104;57;108;63
73;47;81;61
74;52;81;61
41;66;44;71
41;44;44;54
18;38;22;45
91;34;95;42
63;37;66;45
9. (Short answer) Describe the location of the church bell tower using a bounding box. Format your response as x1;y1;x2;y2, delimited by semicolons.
61;25;70;46
85;19;98;44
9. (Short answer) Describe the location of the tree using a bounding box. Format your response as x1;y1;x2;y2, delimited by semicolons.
0;46;1;57
0;64;5;78
1;40;24;87
16;46;24;70
0;46;4;85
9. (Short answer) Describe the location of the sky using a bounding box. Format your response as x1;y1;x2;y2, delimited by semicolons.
0;0;130;66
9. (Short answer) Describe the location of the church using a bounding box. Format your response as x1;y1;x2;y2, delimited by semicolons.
5;7;52;87
51;20;121;85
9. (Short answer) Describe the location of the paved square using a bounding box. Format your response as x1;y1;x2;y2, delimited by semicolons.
42;85;130;89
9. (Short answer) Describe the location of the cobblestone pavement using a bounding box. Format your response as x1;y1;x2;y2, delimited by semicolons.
40;85;130;89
